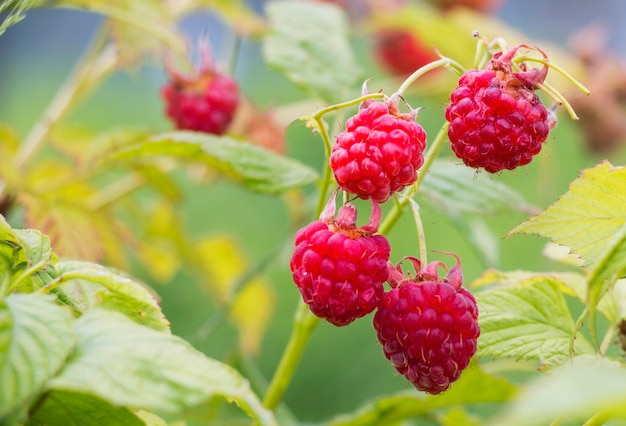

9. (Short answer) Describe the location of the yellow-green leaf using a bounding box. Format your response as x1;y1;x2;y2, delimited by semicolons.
476;279;594;368
105;131;319;194
509;161;626;272
52;260;169;333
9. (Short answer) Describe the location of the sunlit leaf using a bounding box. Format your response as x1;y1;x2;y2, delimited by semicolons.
476;279;594;368
326;363;517;426
0;294;75;420
470;269;616;322
50;309;275;425
509;161;626;271
28;390;145;426
0;0;44;37
263;0;361;103
52;260;169;333
9;229;54;292
586;225;626;316
489;356;626;426
105;131;318;194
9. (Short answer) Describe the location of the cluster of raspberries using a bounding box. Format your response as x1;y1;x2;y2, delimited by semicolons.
290;193;480;394
290;45;555;394
160;42;553;394
291;90;478;394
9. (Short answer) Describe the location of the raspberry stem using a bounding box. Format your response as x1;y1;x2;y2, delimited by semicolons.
513;56;591;96
536;81;581;121
392;57;465;98
262;300;320;410
408;198;428;264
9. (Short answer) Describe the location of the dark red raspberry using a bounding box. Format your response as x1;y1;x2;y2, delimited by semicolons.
161;42;239;135
330;89;427;203
290;194;390;326
374;28;439;76
445;45;552;173
373;254;479;394
374;28;439;77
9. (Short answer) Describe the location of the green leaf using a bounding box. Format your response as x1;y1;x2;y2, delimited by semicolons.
586;225;626;313
28;390;145;426
51;260;170;333
509;161;626;271
490;356;626;426
417;159;537;268
0;0;43;37
10;229;54;293
419;159;537;216
0;294;75;420
263;0;361;103
326;363;517;426
476;278;594;368
105;131;318;194
49;309;275;425
471;269;616;322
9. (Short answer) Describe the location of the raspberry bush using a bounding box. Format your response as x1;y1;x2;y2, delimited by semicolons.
3;1;626;426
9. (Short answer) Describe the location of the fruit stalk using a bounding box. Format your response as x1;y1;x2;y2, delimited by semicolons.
391;57;465;98
262;300;320;410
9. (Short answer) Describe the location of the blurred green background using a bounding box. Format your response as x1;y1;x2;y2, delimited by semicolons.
2;1;626;423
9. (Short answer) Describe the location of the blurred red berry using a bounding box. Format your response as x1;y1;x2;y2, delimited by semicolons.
375;28;439;76
161;42;239;135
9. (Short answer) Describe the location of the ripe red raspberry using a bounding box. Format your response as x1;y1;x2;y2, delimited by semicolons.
374;28;439;77
373;254;479;394
445;45;552;173
330;88;427;203
161;42;239;135
290;194;390;326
